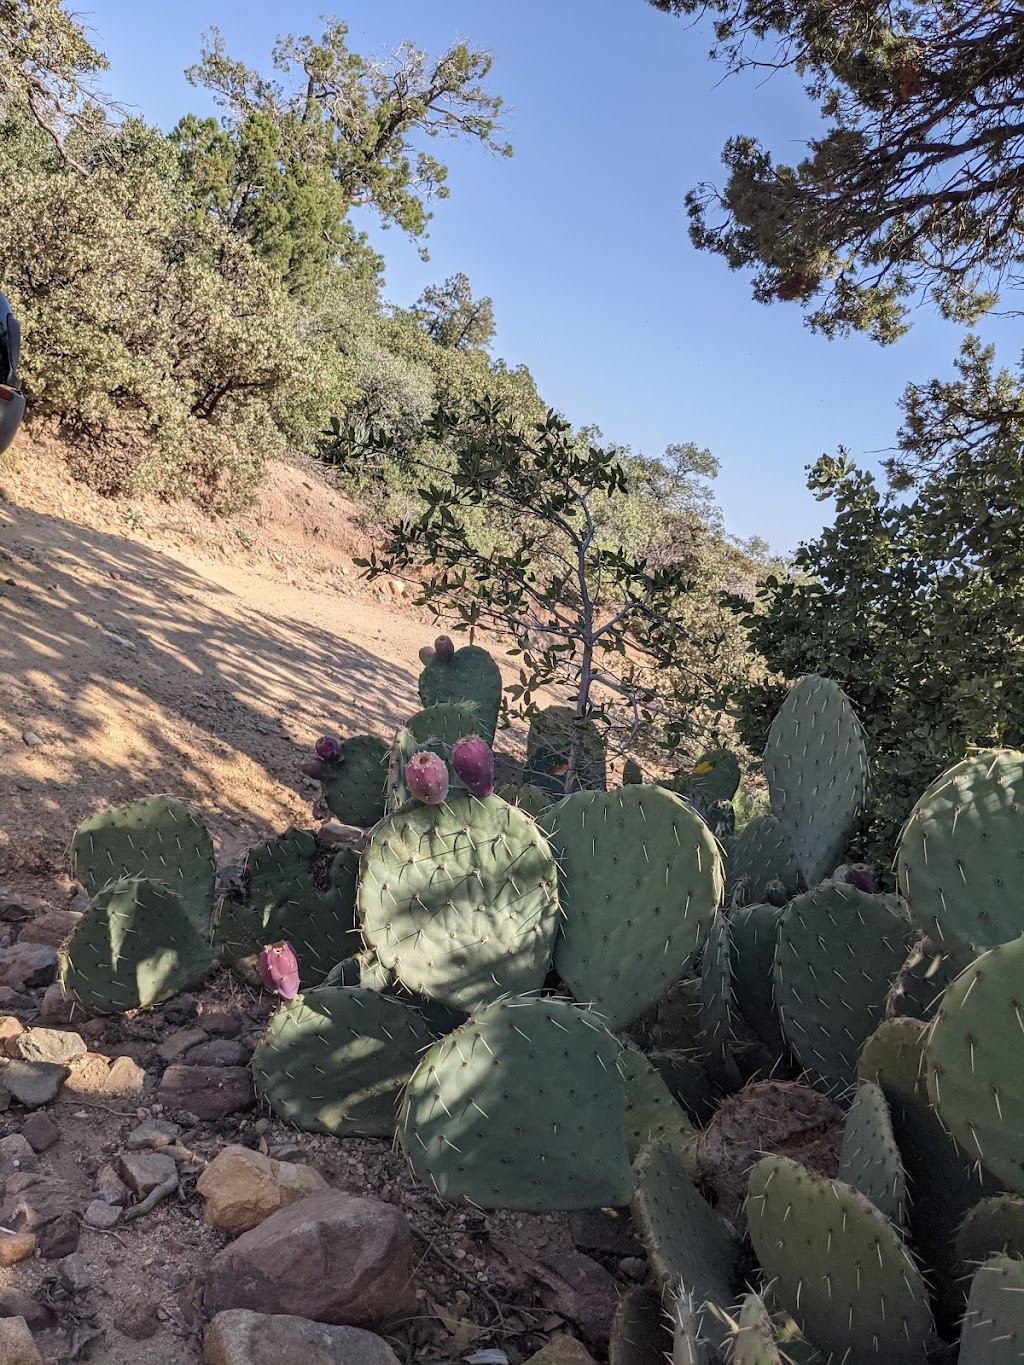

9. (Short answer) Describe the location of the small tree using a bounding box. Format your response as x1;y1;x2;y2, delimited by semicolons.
321;400;731;787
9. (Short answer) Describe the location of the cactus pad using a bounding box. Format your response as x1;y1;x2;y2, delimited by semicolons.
773;883;915;1093
839;1081;906;1226
399;997;632;1209
540;786;723;1030
884;937;959;1020
71;796;215;935
957;1195;1024;1272
60;877;218;1012
763;676;868;888
251;985;435;1137
924;936;1024;1195
725;814;801;908
958;1255;1024;1365
358;795;560;1012
319;734;390;827
729;903;786;1057
686;748;741;804
609;1287;670;1365
746;1155;933;1365
728;1293;784;1365
419;643;502;744
896;749;1024;961
497;783;551;818
387;724;467;812
618;1041;698;1164
700;911;740;1090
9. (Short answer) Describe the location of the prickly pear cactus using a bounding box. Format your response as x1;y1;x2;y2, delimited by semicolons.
958;1254;1024;1365
896;749;1024;961
387;723;467;812
773;883;915;1093
60;877;218;1012
399;997;632;1209
252;985;435;1137
609;1286;670;1365
631;1138;737;1353
924;936;1024;1196
729;903;786;1059
763;675;868;888
884;936;959;1020
525;705;607;793
496;783;550;817
838;1081;906;1227
622;757;644;786
725;1293;785;1365
619;1041;699;1164
725;814;800;908
358;794;560;1012
319;734;390;827
956;1195;1024;1272
540;786;723;1031
746;1155;934;1365
71;796;215;935
419;643;502;744
699;912;740;1091
686;749;741;805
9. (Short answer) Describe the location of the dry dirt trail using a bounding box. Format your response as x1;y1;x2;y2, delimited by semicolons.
0;431;530;907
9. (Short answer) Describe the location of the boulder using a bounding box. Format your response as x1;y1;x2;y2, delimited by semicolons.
1;1060;68;1107
0;1316;45;1365
0;944;57;991
18;911;81;949
157;1065;253;1120
197;1145;327;1234
204;1310;402;1365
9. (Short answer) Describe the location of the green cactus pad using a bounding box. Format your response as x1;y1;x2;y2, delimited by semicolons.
358;794;560;1012
773;883;915;1093
653;977;703;1053
647;1048;719;1127
725;814;801;909
686;748;742;804
71;796;215;936
746;1155;933;1365
609;1287;670;1365
896;749;1024;961
958;1255;1024;1365
631;1137;737;1351
497;783;550;817
763;675;868;888
924;936;1024;1195
215;832;358;986
419;643;502;744
60;877;218;1012
540;786;723;1031
957;1196;1024;1272
399;997;632;1209
408;701;486;746
618;1041;699;1164
839;1081;906;1226
621;757;644;786
857;1017;1000;1330
729;903;786;1056
319;734;390;827
884;936;959;1020
251;984;435;1137
700;911;740;1090
728;1293;784;1365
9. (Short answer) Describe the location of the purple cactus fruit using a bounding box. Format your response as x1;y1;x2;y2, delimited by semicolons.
842;864;876;895
418;645;436;666
259;941;300;1000
405;750;450;805
301;757;336;781
433;635;455;665
451;735;494;798
315;735;344;763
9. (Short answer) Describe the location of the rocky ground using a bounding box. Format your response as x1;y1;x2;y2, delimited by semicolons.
0;434;647;1365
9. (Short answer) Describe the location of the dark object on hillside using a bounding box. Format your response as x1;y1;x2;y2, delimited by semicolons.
0;292;25;456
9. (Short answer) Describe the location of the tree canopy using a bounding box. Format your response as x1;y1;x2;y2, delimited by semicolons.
650;0;1024;342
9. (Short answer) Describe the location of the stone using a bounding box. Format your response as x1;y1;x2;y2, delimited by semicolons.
10;1028;86;1065
157;1065;253;1121
95;1163;131;1206
199;1005;241;1038
157;1028;209;1062
1;1172;84;1239
84;1199;121;1229
59;1252;92;1292
524;1339;599;1365
35;983;76;1025
197;1145;328;1234
0;1231;36;1265
204;1190;417;1328
163;995;200;1028
117;1152;178;1199
0;1015;25;1049
0;1291;50;1331
185;1038;250;1067
0;989;38;1018
0;1133;37;1175
113;1298;161;1340
204;1310;403;1365
36;1210;79;1258
106;1054;147;1094
69;891;89;914
0;1316;45;1365
126;1118;181;1150
18;912;81;949
0;944;57;991
20;1111;60;1153
499;1247;617;1347
1;1060;68;1107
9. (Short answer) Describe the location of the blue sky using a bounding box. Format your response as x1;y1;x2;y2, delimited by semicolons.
77;0;1018;553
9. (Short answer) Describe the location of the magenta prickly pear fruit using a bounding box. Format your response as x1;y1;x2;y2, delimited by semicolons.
301;757;336;781
315;735;344;763
405;750;450;805
259;941;300;1000
451;735;494;797
418;645;436;666
433;635;455;665
838;863;876;894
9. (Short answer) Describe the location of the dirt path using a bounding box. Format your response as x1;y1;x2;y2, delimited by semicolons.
0;432;523;904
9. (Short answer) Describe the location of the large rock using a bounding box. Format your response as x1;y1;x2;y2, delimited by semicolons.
197;1145;327;1234
18;911;81;949
204;1310;402;1365
157;1065;253;1120
9;1028;86;1065
1;1060;68;1107
204;1191;417;1328
0;944;57;991
0;1316;45;1365
117;1152;177;1199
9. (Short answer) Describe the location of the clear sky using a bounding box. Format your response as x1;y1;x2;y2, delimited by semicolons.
75;0;1018;554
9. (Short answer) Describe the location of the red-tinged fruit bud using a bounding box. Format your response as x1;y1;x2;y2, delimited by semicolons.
418;645;436;666
315;735;344;763
405;751;449;805
260;941;300;1000
301;757;335;781
433;635;455;664
452;735;494;797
